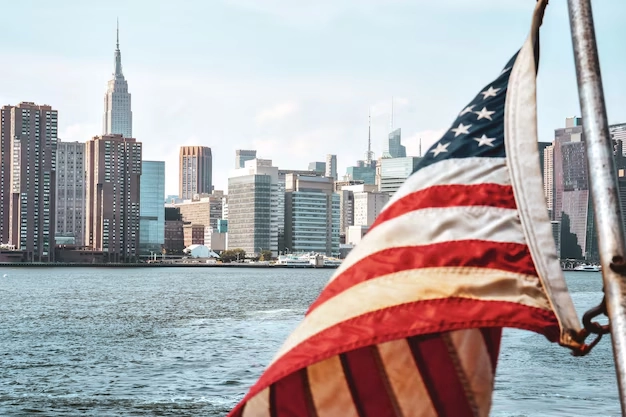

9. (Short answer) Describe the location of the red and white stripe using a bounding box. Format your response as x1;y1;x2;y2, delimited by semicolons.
228;3;580;415
228;146;560;417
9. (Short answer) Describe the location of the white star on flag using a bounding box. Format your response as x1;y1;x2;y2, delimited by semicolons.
474;134;496;147
450;122;471;137
475;107;495;121
500;67;511;75
480;86;500;99
430;142;450;157
459;105;475;116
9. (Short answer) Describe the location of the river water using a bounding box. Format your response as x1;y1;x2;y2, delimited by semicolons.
0;267;619;416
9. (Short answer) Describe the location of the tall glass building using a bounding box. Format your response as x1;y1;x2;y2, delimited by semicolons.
388;128;406;158
284;174;340;256
139;161;165;255
228;159;283;256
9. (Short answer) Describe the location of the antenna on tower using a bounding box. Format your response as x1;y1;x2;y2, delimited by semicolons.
367;108;373;164
391;96;394;132
116;18;120;49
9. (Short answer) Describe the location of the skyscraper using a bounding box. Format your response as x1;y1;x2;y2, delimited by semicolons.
553;117;595;260
235;149;257;169
5;102;58;261
543;143;554;214
56;140;86;247
85;134;142;262
387;128;406;158
139;161;165;255
325;154;337;181
284;174;340;256
179;146;212;199
0;106;11;245
103;21;132;138
228;159;284;256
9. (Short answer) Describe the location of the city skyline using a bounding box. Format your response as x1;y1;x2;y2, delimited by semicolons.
1;2;626;195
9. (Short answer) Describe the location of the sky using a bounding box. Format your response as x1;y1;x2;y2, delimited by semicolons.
1;0;625;195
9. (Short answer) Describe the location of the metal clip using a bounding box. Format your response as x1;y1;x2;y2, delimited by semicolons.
572;297;611;356
582;296;611;335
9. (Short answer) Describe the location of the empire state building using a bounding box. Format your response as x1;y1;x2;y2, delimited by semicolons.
103;22;132;138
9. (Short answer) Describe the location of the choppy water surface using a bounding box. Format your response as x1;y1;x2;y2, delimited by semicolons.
0;268;619;416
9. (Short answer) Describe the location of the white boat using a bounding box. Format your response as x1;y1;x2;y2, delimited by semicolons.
573;264;601;272
276;255;311;268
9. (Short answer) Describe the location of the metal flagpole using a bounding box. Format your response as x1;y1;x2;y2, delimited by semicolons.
567;0;626;413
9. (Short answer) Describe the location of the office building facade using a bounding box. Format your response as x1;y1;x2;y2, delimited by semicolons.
353;189;389;226
228;159;283;256
284;174;340;256
179;146;212;200
380;157;422;196
56;140;86;247
139;161;165;255
85;134;142;262
164;206;184;254
553;117;596;260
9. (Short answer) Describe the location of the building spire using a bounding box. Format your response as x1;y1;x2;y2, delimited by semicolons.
366;108;374;164
368;109;371;157
114;19;123;78
391;96;394;132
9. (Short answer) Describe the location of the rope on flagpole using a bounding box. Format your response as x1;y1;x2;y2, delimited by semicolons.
567;0;626;413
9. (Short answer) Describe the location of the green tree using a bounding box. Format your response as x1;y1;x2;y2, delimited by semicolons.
220;248;246;263
260;250;273;261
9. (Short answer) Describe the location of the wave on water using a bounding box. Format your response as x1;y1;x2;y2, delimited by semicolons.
245;308;302;318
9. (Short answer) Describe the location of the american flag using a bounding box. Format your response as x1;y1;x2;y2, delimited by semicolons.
229;1;584;416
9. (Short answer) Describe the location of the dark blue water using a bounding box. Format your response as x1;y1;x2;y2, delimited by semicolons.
0;268;619;416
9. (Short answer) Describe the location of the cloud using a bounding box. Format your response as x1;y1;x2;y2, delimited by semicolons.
255;101;299;124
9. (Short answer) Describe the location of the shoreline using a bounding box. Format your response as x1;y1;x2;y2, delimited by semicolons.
0;263;590;271
0;262;339;269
